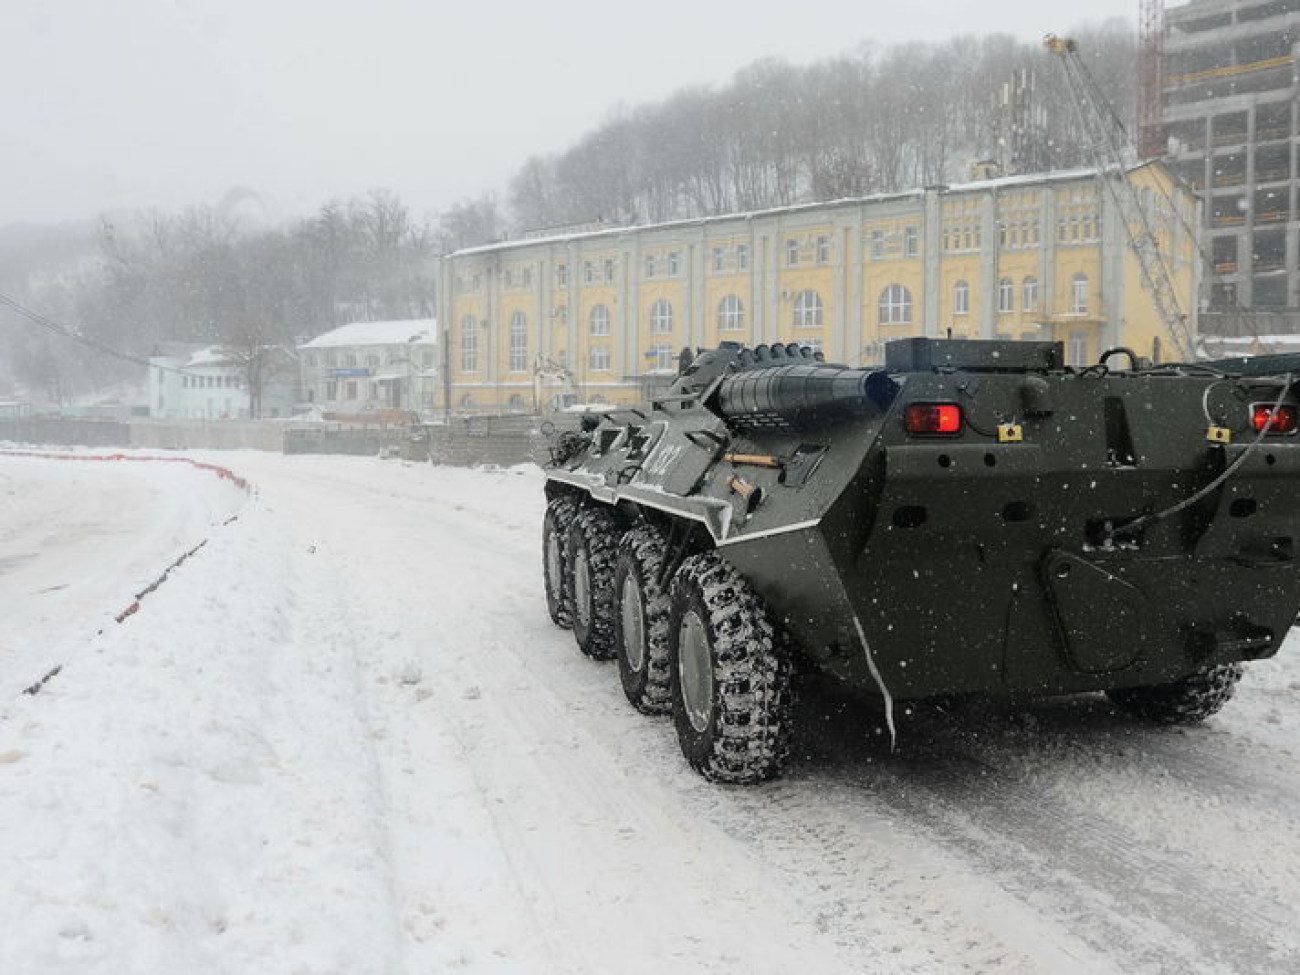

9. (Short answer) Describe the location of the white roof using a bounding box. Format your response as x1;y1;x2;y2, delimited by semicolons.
187;346;235;367
299;319;437;349
450;165;1132;259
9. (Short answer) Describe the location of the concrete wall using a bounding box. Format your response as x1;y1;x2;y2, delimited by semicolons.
1;416;550;469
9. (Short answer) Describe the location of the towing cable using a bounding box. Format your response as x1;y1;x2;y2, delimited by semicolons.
1109;373;1293;543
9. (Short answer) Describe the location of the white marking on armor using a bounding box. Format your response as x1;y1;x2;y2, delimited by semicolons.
852;612;896;752
715;518;821;547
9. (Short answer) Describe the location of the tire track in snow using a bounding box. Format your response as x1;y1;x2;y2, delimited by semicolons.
793;681;1300;974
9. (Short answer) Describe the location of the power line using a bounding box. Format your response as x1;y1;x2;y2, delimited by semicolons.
0;291;199;378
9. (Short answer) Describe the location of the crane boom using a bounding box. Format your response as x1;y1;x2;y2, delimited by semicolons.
1045;34;1196;361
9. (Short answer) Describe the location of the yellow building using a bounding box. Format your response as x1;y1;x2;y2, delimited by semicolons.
438;163;1201;413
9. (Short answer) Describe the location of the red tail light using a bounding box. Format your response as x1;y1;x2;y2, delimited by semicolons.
905;403;963;435
1251;404;1298;435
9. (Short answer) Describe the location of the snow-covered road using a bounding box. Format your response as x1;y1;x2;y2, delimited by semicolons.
2;449;1298;974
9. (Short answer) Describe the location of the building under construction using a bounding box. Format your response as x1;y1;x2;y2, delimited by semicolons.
1160;0;1300;332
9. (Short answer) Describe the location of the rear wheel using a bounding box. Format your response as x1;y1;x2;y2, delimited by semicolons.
613;526;672;714
542;496;579;628
566;505;620;659
669;552;792;783
1106;662;1244;724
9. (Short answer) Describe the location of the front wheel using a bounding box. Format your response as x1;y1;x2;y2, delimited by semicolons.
566;505;620;659
1106;662;1244;724
669;552;792;783
542;496;579;628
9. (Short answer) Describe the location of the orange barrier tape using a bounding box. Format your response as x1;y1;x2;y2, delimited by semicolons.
0;450;251;491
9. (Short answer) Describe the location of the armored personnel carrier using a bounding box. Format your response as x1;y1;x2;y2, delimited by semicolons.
541;338;1300;783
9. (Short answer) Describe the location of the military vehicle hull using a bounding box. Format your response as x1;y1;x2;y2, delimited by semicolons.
542;339;1300;782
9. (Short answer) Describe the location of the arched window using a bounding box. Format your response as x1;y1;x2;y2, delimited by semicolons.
879;284;913;324
460;315;478;373
998;277;1015;313
589;304;610;336
1022;276;1039;312
954;280;970;315
792;290;823;329
508;393;525;411
650;299;674;334
1071;273;1089;314
717;294;744;331
509;311;527;372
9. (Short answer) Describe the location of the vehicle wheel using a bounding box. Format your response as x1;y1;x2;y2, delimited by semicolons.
542;496;580;628
566;505;620;659
613;526;672;714
1106;662;1244;724
669;552;792;783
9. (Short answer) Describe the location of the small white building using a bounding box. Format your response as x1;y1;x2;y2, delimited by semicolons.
297;319;438;417
147;344;296;420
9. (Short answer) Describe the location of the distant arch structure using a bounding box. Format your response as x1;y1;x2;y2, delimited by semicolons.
216;186;278;229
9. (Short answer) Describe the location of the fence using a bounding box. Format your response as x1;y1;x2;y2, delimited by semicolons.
1;414;557;469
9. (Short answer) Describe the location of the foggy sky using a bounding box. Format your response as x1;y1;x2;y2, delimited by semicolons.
0;0;1138;229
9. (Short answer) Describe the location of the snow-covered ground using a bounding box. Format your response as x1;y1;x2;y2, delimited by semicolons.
2;448;1299;975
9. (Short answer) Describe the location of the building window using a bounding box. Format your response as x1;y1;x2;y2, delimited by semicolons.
589;346;611;372
667;251;680;275
650;299;674;334
1022;276;1039;312
712;247;725;272
718;294;745;331
459;394;475;409
879;284;913;324
590;304;610;335
510;311;528;372
816;235;831;264
793;290;824;329
604;259;615;283
461;316;479;373
556;264;569;287
555;305;568;325
509;394;525;411
326;380;337;401
737;244;750;271
366;354;380;368
1071;273;1089;314
649;344;674;371
954;280;970;315
1070;331;1088;366
786;239;800;266
645;255;657;278
870;229;885;260
903;226;919;257
583;261;595;284
345;380;358;399
998;277;1015;313
522;268;532;287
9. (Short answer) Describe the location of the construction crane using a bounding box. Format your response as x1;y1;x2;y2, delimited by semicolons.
1137;0;1166;160
1045;33;1197;361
